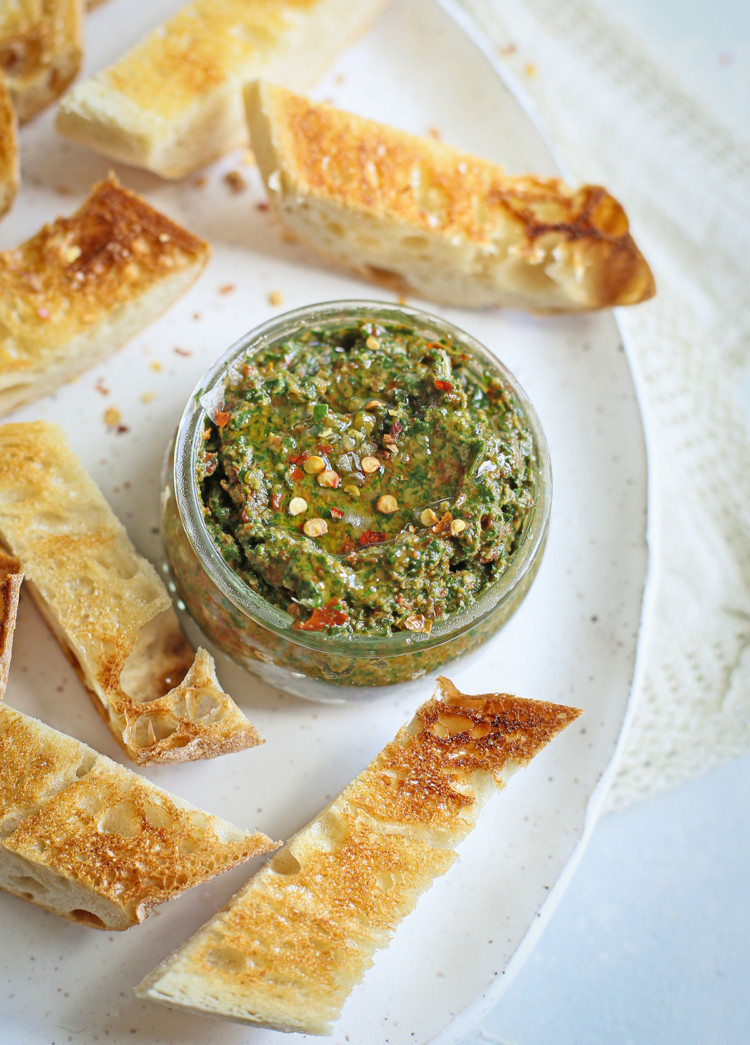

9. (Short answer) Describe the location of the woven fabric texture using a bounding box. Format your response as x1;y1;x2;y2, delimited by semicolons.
445;0;750;809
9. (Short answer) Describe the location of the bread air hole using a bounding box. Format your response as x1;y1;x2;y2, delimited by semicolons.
205;945;248;973
132;713;178;748
144;804;172;830
430;713;473;739
179;836;200;856
316;808;349;851
69;909;106;928
270;849;301;876
8;874;47;899
75;752;96;778
97;800;141;838
376;871;395;892
192;690;220;721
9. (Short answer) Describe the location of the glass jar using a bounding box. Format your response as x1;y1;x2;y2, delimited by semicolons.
161;300;551;702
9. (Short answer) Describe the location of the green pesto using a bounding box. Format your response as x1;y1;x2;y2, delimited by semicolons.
197;319;536;635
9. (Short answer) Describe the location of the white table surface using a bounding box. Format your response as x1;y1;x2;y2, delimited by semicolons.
461;1;750;1043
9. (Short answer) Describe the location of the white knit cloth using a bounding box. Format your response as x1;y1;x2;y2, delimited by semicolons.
443;0;750;809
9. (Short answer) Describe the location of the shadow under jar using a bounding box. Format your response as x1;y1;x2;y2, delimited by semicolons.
161;300;551;702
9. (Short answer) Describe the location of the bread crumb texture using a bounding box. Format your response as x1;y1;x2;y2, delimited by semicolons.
137;677;581;1033
0;0;82;122
247;81;656;311
0;176;208;368
0;421;263;765
0;705;276;930
102;0;317;117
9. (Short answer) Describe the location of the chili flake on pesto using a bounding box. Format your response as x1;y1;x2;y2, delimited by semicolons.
197;320;536;636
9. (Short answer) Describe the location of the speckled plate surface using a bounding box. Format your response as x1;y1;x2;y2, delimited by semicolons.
0;0;649;1042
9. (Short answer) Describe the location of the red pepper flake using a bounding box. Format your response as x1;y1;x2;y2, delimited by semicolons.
256;201;270;211
390;419;403;436
116;425;129;435
317;443;333;454
173;347;192;357
434;379;453;392
432;511;454;534
241;507;252;524
287;450;309;465
291;466;304;481
215;409;230;428
330;506;344;519
270;492;283;510
359;530;387;547
293;599;348;632
340;536;356;554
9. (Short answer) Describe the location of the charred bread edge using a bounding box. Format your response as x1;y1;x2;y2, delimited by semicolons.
136;677;582;1033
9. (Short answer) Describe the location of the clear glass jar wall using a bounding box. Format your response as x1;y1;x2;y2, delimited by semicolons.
161;300;551;702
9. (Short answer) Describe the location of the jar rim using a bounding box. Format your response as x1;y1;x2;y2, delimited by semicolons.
171;299;552;657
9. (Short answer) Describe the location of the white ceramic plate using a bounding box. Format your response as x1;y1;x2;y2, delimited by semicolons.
0;0;649;1042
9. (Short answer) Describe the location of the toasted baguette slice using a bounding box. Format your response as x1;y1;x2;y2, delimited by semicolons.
0;0;82;123
0;703;276;930
55;0;391;179
0;552;23;698
0;420;264;766
0;71;19;218
0;175;210;416
245;81;656;313
137;677;581;1034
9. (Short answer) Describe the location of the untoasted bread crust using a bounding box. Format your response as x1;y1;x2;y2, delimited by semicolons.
0;704;276;930
56;0;391;178
0;71;19;218
0;421;263;765
246;81;655;312
0;0;82;123
0;175;210;416
0;551;23;700
137;677;581;1033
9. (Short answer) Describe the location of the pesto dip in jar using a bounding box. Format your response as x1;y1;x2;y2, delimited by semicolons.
196;316;537;637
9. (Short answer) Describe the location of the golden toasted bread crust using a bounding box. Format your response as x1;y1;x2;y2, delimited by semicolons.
0;704;276;929
0;421;263;765
246;81;655;311
56;0;391;178
0;175;210;415
0;0;82;122
137;678;581;1033
0;71;18;217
